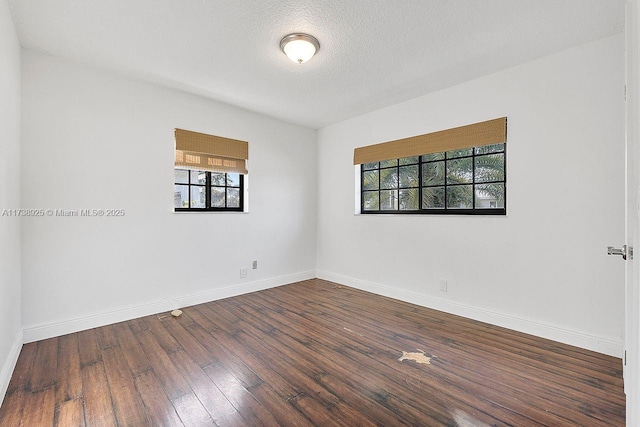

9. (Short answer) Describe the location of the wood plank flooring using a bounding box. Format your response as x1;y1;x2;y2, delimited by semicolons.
0;279;626;426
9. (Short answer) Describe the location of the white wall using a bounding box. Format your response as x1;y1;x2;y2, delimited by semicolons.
20;51;317;341
0;0;22;403
317;34;625;356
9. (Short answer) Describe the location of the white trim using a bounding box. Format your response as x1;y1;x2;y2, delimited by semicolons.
22;270;315;343
354;165;361;214
170;270;314;309
317;270;623;357
625;1;640;424
20;268;621;357
0;328;23;405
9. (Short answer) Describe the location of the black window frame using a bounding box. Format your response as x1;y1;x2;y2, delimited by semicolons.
360;143;506;215
174;170;244;212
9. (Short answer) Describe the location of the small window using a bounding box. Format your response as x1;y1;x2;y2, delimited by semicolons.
174;170;244;212
173;128;248;213
361;143;506;215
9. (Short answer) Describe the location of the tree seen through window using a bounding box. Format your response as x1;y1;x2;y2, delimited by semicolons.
361;143;505;214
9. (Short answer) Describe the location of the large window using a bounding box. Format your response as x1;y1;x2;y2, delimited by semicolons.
361;143;505;214
355;118;507;215
174;170;243;211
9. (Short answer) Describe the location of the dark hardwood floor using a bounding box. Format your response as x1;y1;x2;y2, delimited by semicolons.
0;279;626;426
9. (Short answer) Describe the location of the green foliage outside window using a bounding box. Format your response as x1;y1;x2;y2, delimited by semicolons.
361;143;505;214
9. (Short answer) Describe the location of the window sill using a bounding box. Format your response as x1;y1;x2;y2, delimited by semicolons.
173;209;249;214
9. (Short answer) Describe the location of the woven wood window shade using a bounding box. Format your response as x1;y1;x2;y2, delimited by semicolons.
175;128;249;174
353;117;507;165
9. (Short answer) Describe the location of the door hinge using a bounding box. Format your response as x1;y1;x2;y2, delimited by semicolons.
624;350;627;366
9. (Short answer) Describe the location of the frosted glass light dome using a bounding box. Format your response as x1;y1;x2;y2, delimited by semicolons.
280;34;320;64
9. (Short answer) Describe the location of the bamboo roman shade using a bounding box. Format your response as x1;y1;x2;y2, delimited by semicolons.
353;117;507;165
175;129;249;174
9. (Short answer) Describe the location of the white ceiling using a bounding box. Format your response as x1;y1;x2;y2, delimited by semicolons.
8;0;625;129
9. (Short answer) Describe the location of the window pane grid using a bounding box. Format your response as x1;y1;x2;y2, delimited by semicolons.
362;143;505;215
175;170;243;212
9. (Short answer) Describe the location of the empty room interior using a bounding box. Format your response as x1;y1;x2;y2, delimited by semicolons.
1;0;640;426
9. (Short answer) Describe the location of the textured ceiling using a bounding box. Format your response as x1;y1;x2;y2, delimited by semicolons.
8;0;625;129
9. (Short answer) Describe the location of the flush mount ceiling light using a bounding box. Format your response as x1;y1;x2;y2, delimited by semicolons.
280;33;320;64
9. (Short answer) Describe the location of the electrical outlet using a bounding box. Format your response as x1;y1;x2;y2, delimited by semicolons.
439;279;448;292
240;268;247;278
252;260;258;269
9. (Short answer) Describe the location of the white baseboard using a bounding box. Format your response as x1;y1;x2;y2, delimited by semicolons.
22;270;315;343
21;269;622;358
0;328;23;405
317;270;623;358
169;270;315;309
